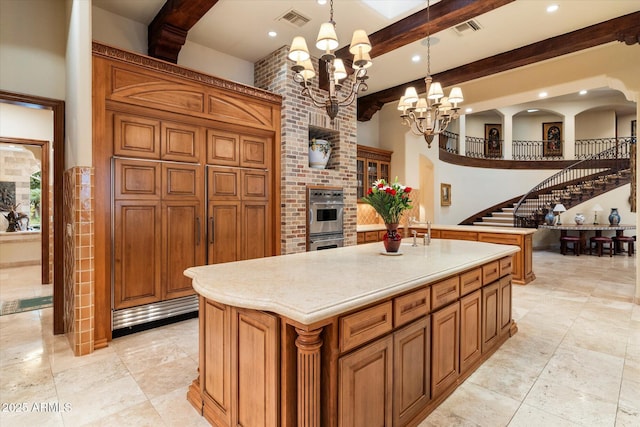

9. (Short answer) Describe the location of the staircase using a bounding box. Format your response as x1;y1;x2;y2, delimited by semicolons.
468;141;632;228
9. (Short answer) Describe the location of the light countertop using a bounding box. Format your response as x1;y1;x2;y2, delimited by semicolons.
185;240;519;325
357;223;537;235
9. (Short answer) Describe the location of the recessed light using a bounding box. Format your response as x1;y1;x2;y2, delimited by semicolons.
411;55;421;63
317;0;327;5
538;92;548;98
546;4;559;13
465;108;473;113
579;90;588;95
527;109;539;113
268;31;277;38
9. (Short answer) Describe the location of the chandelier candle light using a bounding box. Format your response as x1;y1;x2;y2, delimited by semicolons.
288;0;372;121
397;0;464;148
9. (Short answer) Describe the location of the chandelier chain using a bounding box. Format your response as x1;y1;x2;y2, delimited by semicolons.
426;0;431;76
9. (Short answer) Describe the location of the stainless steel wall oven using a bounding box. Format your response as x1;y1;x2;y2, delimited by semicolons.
308;187;344;250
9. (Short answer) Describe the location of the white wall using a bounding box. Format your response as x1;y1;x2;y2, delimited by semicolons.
575;110;615;139
0;104;53;141
356;113;380;148
91;6;148;55
0;0;66;99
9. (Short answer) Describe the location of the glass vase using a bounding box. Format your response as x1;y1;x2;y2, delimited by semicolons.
383;223;402;253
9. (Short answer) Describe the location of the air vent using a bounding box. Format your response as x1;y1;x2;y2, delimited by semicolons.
278;9;311;28
452;19;482;36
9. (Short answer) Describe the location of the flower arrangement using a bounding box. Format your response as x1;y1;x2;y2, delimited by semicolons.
361;178;412;224
309;138;331;156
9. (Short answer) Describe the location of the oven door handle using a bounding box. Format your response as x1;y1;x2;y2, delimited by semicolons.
309;209;313;225
309;236;345;243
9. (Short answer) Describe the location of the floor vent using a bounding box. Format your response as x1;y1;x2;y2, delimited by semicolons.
278;9;311;28
453;19;482;36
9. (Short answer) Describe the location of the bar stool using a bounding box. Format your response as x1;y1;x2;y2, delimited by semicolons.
589;236;613;257
613;235;635;256
560;236;581;256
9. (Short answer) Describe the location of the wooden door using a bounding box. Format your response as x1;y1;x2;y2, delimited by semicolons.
431;302;459;398
499;276;512;337
162;201;204;299
240;134;270;169
393;317;430;426
208;201;241;264
482;282;500;352
339;335;393;427
241;201;270;261
232;308;279;427
113;201;162;309
161;121;201;163
208;167;240;200
113;113;160;159
460;290;482;374
207;130;239;166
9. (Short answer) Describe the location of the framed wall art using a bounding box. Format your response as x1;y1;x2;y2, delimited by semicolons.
440;183;451;206
484;124;502;158
542;122;563;157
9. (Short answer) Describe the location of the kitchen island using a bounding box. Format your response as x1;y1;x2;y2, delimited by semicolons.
186;239;519;426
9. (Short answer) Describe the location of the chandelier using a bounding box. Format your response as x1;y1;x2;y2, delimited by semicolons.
288;0;372;121
397;0;463;148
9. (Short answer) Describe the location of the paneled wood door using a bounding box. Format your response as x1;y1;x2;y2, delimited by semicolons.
460;289;482;374
431;302;460;398
482;282;500;352
339;335;393;426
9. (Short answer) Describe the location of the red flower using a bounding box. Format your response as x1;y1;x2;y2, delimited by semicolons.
367;188;373;195
405;186;412;193
377;182;384;188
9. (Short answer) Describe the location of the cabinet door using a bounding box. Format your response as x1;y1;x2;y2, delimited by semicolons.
208;167;240;201
114;201;162;309
113;113;160;159
367;160;379;188
232;308;279;427
431;302;459;398
499;276;512;337
241;201;270;260
393;317;430;426
241;169;268;200
161;121;201;163
339;335;393;427
163;163;202;200
208;202;241;264
379;161;390;183
207;130;239;166
356;158;365;200
162;201;204;300
460;290;482;374
482;282;500;352
114;158;161;200
240;134;270;169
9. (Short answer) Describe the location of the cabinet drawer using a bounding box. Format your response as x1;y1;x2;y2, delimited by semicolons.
499;256;513;278
364;231;379;243
460;268;482;296
431;277;460;310
440;230;477;241
340;302;393;352
394;288;430;327
357;232;365;244
478;233;521;246
482;261;500;285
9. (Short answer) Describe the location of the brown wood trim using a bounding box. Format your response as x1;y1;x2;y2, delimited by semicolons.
358;11;640;121
356;145;393;162
0;90;65;334
92;41;282;105
148;0;219;63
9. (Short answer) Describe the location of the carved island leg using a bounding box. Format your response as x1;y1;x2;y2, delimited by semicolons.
295;327;323;427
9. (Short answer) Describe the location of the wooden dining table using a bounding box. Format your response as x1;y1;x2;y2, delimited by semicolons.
539;224;636;254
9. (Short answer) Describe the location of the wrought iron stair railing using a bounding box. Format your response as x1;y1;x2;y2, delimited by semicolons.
512;140;632;228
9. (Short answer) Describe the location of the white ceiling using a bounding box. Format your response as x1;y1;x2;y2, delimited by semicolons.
93;0;639;112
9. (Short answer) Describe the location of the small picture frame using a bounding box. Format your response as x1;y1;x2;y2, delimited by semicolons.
484;124;502;158
441;183;451;206
543;122;563;157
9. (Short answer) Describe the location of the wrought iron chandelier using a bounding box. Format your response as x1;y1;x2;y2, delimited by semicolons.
397;0;464;148
288;0;372;121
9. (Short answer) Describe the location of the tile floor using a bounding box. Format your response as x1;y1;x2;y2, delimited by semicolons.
0;250;638;426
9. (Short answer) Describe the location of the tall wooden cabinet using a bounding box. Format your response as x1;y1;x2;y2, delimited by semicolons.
356;145;392;200
93;43;281;344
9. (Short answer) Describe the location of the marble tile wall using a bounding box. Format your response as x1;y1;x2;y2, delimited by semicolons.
63;166;95;356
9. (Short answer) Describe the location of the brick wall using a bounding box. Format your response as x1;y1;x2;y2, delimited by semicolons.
255;46;358;254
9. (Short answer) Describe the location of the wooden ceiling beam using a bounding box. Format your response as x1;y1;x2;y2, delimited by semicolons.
336;0;514;60
357;11;640;121
148;0;219;63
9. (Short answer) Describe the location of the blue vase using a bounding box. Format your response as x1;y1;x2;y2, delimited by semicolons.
544;210;555;225
608;208;620;226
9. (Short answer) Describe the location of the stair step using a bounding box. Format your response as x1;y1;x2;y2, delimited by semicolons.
473;221;514;227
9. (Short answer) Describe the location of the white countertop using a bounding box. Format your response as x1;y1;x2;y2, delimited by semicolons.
185;240;519;325
356;223;537;235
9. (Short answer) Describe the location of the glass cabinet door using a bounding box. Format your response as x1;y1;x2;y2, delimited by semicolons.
356;159;365;199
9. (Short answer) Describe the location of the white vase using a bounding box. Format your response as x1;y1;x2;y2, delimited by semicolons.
309;139;331;169
574;213;585;225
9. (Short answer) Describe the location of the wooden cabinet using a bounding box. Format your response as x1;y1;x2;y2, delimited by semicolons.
431;301;460;398
339;335;393;426
460;290;482;374
207;166;271;264
482;274;512;353
113;159;204;309
200;301;279;427
356;145;392;200
206;130;271;169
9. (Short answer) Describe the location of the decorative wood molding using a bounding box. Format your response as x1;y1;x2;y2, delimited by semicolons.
358;11;640;121
295;328;323;427
357;145;392;162
92;42;282;105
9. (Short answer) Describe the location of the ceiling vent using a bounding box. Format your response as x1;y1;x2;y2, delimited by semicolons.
452;19;482;36
278;9;311;28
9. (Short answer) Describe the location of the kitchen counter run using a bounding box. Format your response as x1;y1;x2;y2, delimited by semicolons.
185;239;519;325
